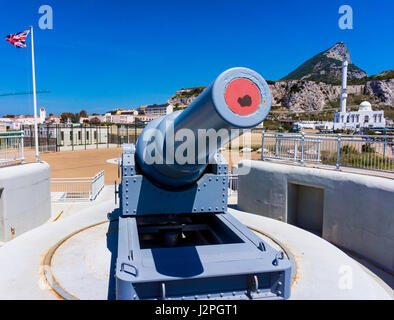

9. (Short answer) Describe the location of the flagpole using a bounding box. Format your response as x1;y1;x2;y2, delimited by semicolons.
30;25;40;162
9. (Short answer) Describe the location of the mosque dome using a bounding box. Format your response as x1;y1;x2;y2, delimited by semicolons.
359;101;372;111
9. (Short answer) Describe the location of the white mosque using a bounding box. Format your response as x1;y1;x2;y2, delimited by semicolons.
333;100;386;130
333;60;386;131
294;60;386;132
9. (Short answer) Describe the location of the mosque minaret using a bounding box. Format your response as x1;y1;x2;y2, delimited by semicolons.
333;60;386;131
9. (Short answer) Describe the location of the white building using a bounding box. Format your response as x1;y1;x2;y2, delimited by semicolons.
134;114;160;123
112;114;136;124
144;104;173;116
86;113;160;125
46;115;61;124
87;113;135;124
294;121;334;131
1;107;48;127
333;101;386;130
40;107;46;123
333;60;386;131
119;109;139;116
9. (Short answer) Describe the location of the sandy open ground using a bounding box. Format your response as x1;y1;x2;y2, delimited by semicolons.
27;148;123;185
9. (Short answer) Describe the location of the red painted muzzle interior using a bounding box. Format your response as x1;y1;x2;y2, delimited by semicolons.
224;78;261;115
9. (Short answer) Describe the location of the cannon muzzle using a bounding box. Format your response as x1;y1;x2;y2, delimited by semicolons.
135;67;272;188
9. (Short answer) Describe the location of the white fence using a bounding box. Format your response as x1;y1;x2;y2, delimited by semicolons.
262;132;394;173
0;131;24;167
51;170;105;201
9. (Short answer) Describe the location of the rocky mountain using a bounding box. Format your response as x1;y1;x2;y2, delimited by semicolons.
166;43;393;114
364;79;394;105
281;42;367;83
375;70;394;78
167;87;206;108
269;80;394;112
168;79;393;113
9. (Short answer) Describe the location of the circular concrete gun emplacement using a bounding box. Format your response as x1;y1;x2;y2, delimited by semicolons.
42;218;296;300
0;200;391;299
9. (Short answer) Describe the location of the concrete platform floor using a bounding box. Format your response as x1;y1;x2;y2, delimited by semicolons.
230;209;393;299
0;187;392;300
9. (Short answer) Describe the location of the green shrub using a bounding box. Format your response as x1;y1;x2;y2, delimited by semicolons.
362;143;375;153
290;83;301;93
341;145;357;154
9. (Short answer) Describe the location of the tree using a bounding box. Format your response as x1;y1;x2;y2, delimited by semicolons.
60;112;81;123
79;110;87;117
60;112;74;123
89;117;101;125
72;113;81;123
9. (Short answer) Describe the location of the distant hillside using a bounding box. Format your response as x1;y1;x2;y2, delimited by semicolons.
349;69;394;85
168;73;393;114
167;86;206;108
281;42;367;83
166;42;393;115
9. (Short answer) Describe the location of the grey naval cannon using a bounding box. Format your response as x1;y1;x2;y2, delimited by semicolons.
115;67;292;300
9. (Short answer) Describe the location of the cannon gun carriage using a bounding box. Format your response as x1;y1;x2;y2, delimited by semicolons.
115;67;292;300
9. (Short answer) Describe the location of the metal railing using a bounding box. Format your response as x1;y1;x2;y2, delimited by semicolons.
262;132;394;173
0;131;24;167
91;170;105;200
51;170;105;201
21;123;145;152
228;174;238;197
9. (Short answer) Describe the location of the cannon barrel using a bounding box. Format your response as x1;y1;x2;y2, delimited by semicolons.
135;67;272;188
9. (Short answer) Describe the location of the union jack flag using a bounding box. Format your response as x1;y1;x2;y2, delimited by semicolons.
5;30;30;48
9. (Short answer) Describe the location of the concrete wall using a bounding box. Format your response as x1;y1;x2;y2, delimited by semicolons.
237;160;394;273
0;162;51;241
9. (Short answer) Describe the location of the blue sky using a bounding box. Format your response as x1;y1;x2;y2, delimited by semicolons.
0;0;393;116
